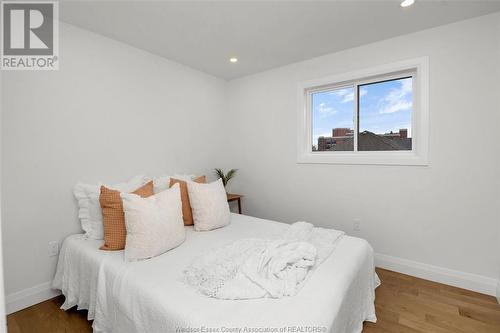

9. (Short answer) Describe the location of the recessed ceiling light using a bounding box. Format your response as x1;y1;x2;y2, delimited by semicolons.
400;0;415;7
229;57;238;63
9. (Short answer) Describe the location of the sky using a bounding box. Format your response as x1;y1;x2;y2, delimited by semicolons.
312;77;413;147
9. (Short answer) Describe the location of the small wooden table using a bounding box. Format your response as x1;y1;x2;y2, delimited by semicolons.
226;193;243;214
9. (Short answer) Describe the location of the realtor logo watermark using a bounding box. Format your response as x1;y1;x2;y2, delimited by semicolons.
1;1;59;70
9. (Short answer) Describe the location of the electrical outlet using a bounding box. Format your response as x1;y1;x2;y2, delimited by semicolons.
353;218;361;232
48;241;59;257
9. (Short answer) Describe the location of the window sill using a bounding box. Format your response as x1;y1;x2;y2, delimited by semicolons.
297;151;428;166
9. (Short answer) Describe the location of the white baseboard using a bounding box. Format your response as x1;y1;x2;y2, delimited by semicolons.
375;253;498;296
5;254;498;314
5;281;61;315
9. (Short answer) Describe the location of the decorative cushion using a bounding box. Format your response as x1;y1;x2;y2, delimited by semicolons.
99;181;154;250
169;176;206;226
187;178;231;231
121;183;185;261
73;175;151;239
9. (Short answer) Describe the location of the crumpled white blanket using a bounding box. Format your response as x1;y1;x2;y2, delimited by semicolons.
183;221;345;299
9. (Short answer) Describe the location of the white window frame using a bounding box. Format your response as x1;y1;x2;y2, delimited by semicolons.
297;56;429;166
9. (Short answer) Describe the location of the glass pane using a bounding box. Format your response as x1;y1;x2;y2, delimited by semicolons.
358;77;413;151
311;86;354;152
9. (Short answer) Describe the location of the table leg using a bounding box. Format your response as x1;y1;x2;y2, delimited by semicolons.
237;198;242;214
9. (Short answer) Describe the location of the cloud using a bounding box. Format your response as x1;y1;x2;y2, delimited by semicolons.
401;78;412;94
331;87;367;103
341;92;354;103
331;88;349;97
379;100;412;114
333;88;353;103
379;78;412;114
316;102;337;116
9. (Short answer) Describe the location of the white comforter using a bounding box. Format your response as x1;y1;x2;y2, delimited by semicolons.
183;221;345;299
52;234;112;320
53;214;378;333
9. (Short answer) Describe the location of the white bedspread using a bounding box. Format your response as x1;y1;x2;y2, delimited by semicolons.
52;234;120;320
183;221;345;299
53;214;379;333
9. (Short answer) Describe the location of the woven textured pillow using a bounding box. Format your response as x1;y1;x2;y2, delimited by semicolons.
121;183;185;261
99;181;154;250
169;176;206;225
187;178;231;231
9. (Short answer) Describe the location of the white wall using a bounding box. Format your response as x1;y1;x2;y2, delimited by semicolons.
0;69;7;331
1;22;227;303
226;13;500;291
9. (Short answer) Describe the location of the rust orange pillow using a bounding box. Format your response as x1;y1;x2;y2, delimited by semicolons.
99;181;154;250
169;176;206;226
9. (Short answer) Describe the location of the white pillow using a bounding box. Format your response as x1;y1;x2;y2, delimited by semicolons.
121;183;185;261
187;178;231;231
153;174;195;193
73;175;151;239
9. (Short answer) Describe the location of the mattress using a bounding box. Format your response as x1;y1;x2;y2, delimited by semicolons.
53;213;378;333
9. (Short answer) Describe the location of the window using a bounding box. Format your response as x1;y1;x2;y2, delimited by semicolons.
358;77;413;151
312;86;355;152
311;75;413;153
298;57;429;165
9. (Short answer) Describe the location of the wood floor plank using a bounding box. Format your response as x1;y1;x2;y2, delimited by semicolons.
425;312;499;333
6;268;500;333
459;306;500;326
398;316;458;333
439;288;500;311
419;288;500;314
6;296;92;333
440;284;499;304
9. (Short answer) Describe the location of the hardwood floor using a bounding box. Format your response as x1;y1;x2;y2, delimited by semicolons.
6;297;91;333
6;268;500;333
363;269;500;333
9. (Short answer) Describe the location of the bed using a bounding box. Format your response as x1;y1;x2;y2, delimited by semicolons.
53;213;378;333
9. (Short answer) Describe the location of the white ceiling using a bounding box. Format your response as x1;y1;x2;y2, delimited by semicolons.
60;1;500;80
